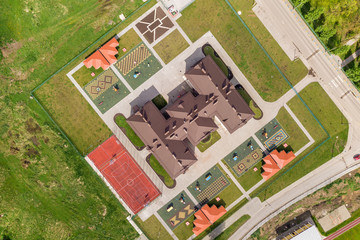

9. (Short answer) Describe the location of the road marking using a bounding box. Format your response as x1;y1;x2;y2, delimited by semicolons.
331;79;338;88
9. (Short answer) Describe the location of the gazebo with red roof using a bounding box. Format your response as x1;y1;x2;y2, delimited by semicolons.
83;37;119;70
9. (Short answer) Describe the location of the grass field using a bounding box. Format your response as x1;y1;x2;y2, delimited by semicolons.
133;215;172;240
0;95;137;239
197;131;221;152
0;0;157;239
153;29;189;64
34;1;156;155
334;220;360;239
229;0;307;84
214;214;250;240
250;83;348;201
276;107;309;152
114;115;144;148
177;0;305;101
149;155;174;187
173;214;195;240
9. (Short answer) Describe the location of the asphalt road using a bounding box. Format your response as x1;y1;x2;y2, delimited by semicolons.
226;0;360;239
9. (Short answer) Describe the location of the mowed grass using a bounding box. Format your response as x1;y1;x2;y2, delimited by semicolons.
35;1;157;155
276;107;309;152
73;66;104;87
229;0;308;84
114;115;144;148
214;214;250;240
133;215;172;240
149;155;174;187
173;214;195;240
334;221;360;239
251;83;348;201
153;29;189;64
197;131;221;152
177;0;303;101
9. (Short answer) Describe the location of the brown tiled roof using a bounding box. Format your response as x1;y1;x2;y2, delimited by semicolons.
127;56;254;179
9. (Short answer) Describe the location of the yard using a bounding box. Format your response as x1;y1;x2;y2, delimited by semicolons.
197;131;221;152
72;65;103;87
235;160;263;191
114;114;144;149
153;29;189;64
148;154;174;187
250;83;348;201
133;215;172;240
276;107;309;152
177;0;305;101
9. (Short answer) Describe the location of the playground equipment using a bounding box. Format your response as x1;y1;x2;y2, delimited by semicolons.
205;173;212;181
133;71;141;78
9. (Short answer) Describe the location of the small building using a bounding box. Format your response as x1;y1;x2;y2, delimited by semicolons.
262;149;295;180
193;204;227;236
83;37;119;70
276;211;322;240
127;56;254;179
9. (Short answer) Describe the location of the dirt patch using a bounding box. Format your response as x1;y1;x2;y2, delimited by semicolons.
251;169;360;239
25;146;39;158
25;118;42;134
0;41;23;58
30;136;39;146
22;159;31;168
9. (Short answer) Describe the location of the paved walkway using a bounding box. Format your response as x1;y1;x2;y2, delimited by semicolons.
324;217;360;240
342;48;360;68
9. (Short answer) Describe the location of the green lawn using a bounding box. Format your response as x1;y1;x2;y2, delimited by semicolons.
153;29;189;64
214;215;250;240
173;215;195;240
149;155;174;187
276;107;309;152
72;65;104;87
114;115;144;148
235;160;263;191
133;215;172;240
334;220;360;239
152;94;167;110
177;0;305;101
117;28;142;59
197;131;221;152
229;0;307;85
250;83;348;201
203;45;229;77
35;0;157;156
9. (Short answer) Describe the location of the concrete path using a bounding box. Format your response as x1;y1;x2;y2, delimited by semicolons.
342;48;360;67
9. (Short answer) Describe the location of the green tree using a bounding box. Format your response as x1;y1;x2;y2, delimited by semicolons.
346;67;360;82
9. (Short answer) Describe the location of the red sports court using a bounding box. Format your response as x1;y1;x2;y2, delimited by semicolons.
88;135;160;214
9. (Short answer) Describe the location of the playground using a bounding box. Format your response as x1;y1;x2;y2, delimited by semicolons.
87;135;160;214
223;137;263;178
255;118;289;150
157;191;195;230
187;165;230;205
115;43;162;89
83;68;130;113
